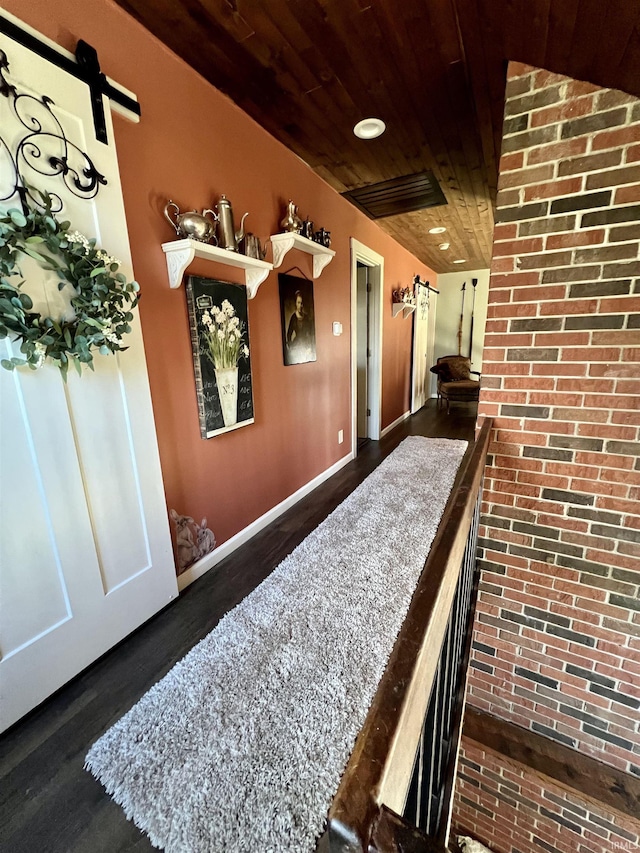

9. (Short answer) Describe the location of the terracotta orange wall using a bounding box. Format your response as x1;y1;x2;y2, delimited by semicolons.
6;0;435;549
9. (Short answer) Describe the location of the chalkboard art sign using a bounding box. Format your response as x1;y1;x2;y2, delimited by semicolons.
186;276;254;439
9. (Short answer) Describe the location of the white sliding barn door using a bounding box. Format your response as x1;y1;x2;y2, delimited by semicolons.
411;283;430;413
0;23;178;732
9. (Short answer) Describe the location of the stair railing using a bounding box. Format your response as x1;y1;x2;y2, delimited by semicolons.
322;417;493;853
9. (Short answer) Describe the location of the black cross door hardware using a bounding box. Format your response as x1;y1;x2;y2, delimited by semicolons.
0;13;141;144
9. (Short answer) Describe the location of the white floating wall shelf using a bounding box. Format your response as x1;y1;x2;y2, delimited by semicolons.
162;238;273;298
392;302;416;319
270;232;335;278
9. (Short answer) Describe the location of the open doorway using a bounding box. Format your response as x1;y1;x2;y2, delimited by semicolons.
356;262;370;447
350;239;383;454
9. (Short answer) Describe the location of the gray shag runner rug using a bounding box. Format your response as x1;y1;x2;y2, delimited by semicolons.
86;436;467;852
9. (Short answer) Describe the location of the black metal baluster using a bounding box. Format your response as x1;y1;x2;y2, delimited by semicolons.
404;489;483;840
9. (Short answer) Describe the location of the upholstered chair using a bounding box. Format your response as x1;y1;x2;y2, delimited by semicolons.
430;355;480;413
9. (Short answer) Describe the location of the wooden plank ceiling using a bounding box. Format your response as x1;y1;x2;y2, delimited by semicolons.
113;0;640;273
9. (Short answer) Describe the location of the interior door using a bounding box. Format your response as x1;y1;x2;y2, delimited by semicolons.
356;263;369;439
0;24;178;732
411;283;430;413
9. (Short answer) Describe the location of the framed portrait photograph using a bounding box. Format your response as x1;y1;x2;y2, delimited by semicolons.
278;273;317;366
186;276;254;439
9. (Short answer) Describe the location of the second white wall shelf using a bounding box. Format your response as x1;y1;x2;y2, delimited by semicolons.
162;238;273;298
392;302;416;319
270;232;335;278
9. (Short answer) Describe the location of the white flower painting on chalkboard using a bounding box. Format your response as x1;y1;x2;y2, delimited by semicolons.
201;299;249;370
186;277;254;439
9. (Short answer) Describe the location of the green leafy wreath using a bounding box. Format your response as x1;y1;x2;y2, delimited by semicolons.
0;188;140;379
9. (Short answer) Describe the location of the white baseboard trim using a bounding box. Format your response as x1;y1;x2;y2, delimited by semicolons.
380;410;411;438
177;450;355;592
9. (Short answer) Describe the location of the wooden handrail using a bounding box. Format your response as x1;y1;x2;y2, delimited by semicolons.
325;418;493;852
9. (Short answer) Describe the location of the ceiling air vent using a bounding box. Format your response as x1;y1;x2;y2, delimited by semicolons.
341;170;447;219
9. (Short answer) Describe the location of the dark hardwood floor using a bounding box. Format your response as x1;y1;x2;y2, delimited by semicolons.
0;401;477;853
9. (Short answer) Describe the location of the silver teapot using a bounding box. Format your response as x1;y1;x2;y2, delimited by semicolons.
164;200;218;243
215;194;248;252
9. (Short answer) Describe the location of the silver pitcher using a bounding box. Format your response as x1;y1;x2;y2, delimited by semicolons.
244;233;267;260
164;200;218;243
215;194;248;252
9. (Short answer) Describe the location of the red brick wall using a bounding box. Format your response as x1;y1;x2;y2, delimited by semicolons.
454;61;640;850
469;62;640;772
452;738;640;853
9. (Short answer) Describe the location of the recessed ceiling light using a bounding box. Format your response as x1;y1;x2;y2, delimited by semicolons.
439;242;450;250
453;259;466;264
429;226;447;234
353;118;386;139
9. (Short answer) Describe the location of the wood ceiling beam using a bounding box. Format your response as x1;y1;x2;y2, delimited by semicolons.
463;706;640;822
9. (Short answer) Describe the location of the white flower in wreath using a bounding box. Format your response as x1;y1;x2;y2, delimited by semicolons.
33;341;47;369
102;323;120;345
66;230;91;251
96;249;121;267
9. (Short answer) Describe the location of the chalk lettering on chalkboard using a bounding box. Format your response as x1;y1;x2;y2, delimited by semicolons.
196;294;213;310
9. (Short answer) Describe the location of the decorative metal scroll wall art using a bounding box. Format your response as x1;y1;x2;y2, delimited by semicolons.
413;274;440;316
0;47;106;214
418;286;429;320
